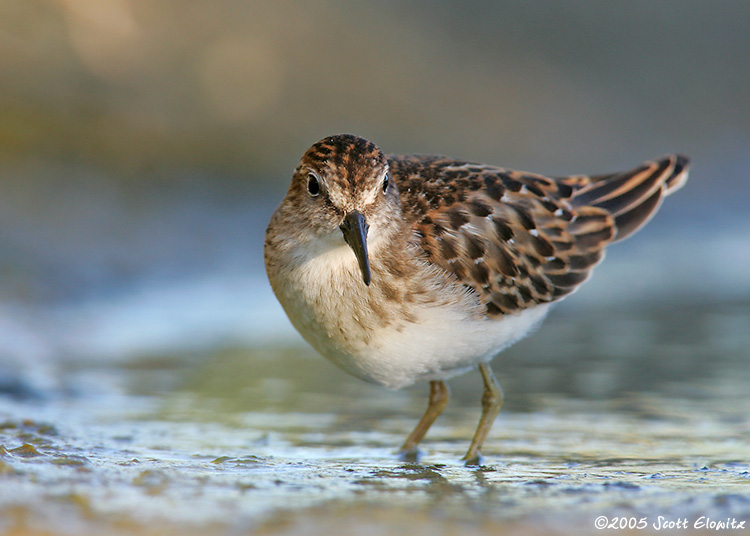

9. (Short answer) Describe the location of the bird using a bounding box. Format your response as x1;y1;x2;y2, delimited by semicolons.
264;134;689;465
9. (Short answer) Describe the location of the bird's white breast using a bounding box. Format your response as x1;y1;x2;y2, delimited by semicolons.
269;241;552;390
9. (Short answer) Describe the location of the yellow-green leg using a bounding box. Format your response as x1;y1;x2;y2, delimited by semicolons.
397;380;450;461
462;362;503;466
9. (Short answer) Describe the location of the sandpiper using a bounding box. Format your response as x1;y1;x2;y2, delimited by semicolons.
264;134;689;465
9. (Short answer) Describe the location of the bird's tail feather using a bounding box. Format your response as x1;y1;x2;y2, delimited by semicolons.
565;155;689;242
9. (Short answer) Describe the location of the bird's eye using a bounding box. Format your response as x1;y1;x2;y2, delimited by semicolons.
382;173;390;193
307;173;320;196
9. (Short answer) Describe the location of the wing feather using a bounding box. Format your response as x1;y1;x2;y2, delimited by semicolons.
388;153;689;317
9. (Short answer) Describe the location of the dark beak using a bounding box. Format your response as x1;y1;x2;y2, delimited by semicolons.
340;210;371;286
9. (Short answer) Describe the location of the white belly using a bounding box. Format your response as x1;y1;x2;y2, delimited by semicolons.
270;242;553;389
327;302;552;389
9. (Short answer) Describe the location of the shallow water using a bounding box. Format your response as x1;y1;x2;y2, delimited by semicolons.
1;301;748;535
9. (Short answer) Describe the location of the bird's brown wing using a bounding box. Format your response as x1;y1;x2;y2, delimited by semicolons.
388;154;689;317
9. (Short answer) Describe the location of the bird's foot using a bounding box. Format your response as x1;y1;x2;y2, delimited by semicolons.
396;446;424;463
461;452;485;467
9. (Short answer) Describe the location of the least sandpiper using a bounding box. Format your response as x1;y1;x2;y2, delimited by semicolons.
264;134;689;465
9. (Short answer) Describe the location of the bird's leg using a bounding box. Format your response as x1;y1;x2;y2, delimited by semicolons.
397;380;450;462
462;362;503;466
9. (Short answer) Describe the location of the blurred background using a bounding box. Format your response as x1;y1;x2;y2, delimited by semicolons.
1;0;749;396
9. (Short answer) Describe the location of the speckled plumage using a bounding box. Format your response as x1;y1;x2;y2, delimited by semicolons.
264;134;689;464
391;151;689;316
